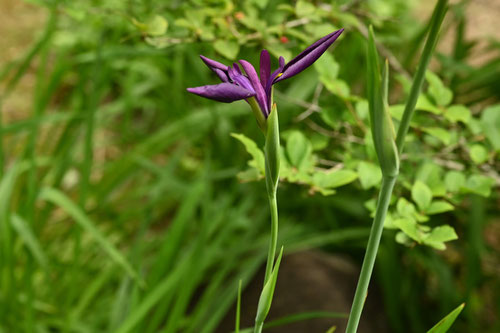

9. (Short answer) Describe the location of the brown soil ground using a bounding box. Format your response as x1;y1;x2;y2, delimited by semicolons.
0;0;46;121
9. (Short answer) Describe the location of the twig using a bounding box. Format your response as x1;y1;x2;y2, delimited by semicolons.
295;83;323;122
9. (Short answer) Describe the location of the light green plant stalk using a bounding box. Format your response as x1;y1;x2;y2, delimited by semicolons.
254;104;282;333
345;1;448;332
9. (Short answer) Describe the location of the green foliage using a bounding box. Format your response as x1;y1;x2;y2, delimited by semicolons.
426;303;465;333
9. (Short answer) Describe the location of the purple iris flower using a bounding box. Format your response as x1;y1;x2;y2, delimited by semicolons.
187;29;344;118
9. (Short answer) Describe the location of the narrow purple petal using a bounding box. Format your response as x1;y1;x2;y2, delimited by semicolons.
232;63;242;75
264;56;286;109
232;73;255;92
239;59;269;114
274;29;344;83
227;65;254;93
200;55;230;82
213;68;229;82
259;50;271;89
200;55;228;71
267;56;286;88
187;83;255;103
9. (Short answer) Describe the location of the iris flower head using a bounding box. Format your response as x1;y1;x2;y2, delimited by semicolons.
187;29;344;129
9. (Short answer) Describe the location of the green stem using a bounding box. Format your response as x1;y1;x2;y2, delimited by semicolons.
395;0;448;155
344;3;448;332
345;175;397;333
263;191;278;284
255;105;280;333
254;155;279;333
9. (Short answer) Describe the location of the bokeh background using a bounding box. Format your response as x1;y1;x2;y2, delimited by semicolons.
1;0;499;332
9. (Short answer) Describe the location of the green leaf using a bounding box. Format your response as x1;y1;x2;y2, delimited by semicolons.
423;127;451;145
132;15;168;37
295;0;316;18
326;326;337;333
313;52;339;81
426;201;454;215
256;247;284;325
313;169;358;189
266;43;292;64
310;134;329;151
237;168;262;182
469;144;488;164
214;39;240;60
307;23;338;39
39;187;142;285
444;105;471;124
389;104;404;121
314;54;350;98
426;71;453;106
249;0;269;9
412;181;433;211
444;171;466;193
320;107;341;129
357;161;382;189
416;162;446;196
356;99;369;120
480;104;500;151
383;212;398;229
286;130;312;170
231;133;265;174
397;197;417;218
395;231;412;246
423;225;458;250
235;280;242;333
464;174;494;197
426;303;465;333
329;80;351;99
416;95;442;114
146;15;168;36
394;218;421;242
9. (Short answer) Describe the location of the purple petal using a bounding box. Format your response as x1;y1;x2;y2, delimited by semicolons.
200;55;228;71
187;83;255;103
231;73;255;92
213;68;229;82
267;56;286;88
274;29;344;83
239;59;269;114
232;62;242;75
264;56;286;108
228;65;255;92
259;50;271;89
200;55;230;82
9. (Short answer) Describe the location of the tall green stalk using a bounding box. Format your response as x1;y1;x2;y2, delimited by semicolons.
395;0;448;155
345;176;396;333
254;104;283;333
345;1;448;332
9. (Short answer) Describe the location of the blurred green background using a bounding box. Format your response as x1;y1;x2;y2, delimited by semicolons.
0;0;499;332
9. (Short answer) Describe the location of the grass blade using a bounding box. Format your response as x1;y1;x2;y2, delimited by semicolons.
236;280;242;333
38;187;142;285
11;214;49;269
